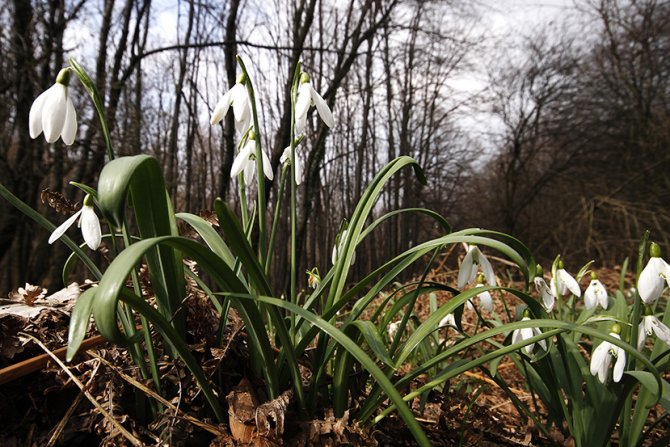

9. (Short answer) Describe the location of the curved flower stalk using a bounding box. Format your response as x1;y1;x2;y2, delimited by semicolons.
295;72;334;134
550;259;581;298
210;73;251;135
590;324;626;384
29;68;78;145
231;132;273;185
48;194;101;250
637;308;670;351
584;272;608;310
457;244;496;289
512;311;547;355
534;264;556;311
638;242;670;304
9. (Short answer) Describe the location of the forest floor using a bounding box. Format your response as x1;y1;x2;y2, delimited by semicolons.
0;265;667;446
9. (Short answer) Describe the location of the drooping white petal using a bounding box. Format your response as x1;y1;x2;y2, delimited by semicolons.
295;111;308;135
295;83;311;121
612;346;626;382
48;209;83;244
649;316;670;346
29;90;49;138
309;84;334;128
231;141;255;178
477;287;493;312
638;322;649;351
638;257;669;304
457;247;475;289
590;341;612;383
533;327;548;350
439;313;456;329
585;279;608;310
61;96;77;145
558;269;581;297
210;89;233;125
79;205;101;250
261;148;274;181
476;248;496;286
388;321;400;341
534;277;555;312
42;84;68;143
243;158;255;186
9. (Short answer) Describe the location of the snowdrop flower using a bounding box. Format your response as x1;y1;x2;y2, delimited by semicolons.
439;313;457;329
550;260;581;298
295;72;334;134
457;244;496;289
332;228;355;265
512;311;547;355
210;74;251;135
584;272;608;310
29;68;77;145
637;243;670;304
230;132;273;185
306;267;321;289
280;146;303;185
590;324;626;384
49;194;101;250
637;308;670;351
473;274;493;312
534;265;556;312
388;321;401;342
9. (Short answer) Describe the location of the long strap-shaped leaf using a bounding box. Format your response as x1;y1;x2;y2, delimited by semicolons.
222;293;432;447
92;235;279;397
213;200;305;406
97;155;185;336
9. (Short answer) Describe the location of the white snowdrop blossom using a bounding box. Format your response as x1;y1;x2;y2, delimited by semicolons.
29;68;77;145
637;313;670;351
512;315;547;355
590;325;626;384
457;245;496;289
637;243;670;304
295;72;334;134
388;321;401;342
280;146;303;185
331;228;355;265
550;262;581;298
473;280;493;313
584;274;609;310
210;79;251;135
48;195;101;250
439;313;457;329
534;266;556;312
230;136;273;186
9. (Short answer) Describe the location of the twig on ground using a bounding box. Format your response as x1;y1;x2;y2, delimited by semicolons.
20;333;143;447
45;360;101;447
85;350;224;436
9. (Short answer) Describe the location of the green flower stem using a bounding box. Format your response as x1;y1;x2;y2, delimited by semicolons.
266;165;288;274
289;61;301;344
68;58;115;161
236;56;267;263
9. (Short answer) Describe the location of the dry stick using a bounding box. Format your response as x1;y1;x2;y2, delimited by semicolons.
45;360;101;447
0;334;106;385
21;333;143;447
85;350;224;436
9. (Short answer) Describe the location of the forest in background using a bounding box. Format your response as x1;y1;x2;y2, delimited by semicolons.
1;0;669;295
